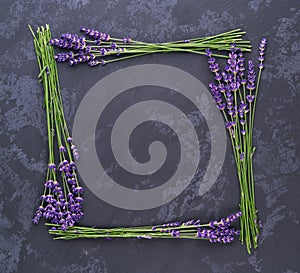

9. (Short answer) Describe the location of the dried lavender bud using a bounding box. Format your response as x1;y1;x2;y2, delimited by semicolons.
230;81;240;92
205;48;212;57
75;197;83;203
73;186;83;194
32;206;44;224
209;83;223;105
99;47;107;56
209;220;218;228
228;50;238;74
171;230;180;237
214;72;222;81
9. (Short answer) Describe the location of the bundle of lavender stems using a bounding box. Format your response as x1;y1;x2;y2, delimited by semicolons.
29;25;84;231
47;212;242;243
205;39;267;253
50;27;252;66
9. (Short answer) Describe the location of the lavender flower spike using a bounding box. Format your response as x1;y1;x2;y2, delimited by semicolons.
258;38;267;70
246;60;256;91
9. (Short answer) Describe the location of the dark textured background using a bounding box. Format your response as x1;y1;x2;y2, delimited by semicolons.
0;0;299;272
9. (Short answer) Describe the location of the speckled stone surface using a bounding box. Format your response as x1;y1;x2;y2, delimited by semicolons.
0;1;299;272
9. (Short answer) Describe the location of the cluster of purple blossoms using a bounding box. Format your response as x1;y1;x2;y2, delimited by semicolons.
50;32;97;66
246;60;256;91
33;137;84;230
143;212;241;243
195;212;242;243
206;38;267;138
50;27;130;67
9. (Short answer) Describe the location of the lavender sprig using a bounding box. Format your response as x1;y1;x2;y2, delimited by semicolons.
29;25;84;230
47;212;242;242
205;39;267;253
50;28;252;67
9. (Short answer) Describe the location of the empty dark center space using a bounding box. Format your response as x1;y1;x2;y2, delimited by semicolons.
95;85;211;190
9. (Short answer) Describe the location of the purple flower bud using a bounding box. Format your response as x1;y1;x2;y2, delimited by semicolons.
40;194;47;201
70;145;76;150
59;146;66;152
230;44;237;52
247;60;256;89
214;73;222;81
44;180;54;189
73;187;83;194
111;43;117;50
48;163;56;170
240;78;247;85
122;37;132;43
217;103;226;111
209;63;219;73
89;53;96;60
75;196;83;203
246;94;255;103
88;60;100;67
230;82;240;92
205;49;212;57
54;53;70;62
